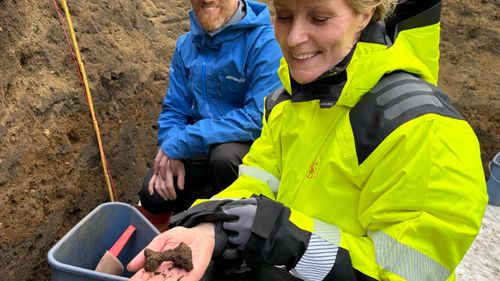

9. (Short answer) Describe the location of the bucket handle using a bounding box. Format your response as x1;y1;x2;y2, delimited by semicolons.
489;161;500;184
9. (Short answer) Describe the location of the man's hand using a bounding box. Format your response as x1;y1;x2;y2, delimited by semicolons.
128;223;215;281
148;149;185;200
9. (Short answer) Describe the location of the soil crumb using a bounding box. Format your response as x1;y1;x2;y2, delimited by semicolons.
144;242;193;272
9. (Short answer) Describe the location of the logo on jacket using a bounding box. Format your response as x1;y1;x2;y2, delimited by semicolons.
307;159;320;178
225;75;246;83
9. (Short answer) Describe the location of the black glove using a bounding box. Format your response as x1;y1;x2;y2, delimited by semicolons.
171;195;309;270
169;199;236;257
240;195;310;269
169;197;259;261
170;199;236;228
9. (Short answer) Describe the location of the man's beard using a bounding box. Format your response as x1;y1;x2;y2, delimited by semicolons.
197;13;228;32
195;3;235;33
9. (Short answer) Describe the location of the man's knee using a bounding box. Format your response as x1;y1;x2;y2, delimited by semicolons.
209;142;251;170
138;167;181;214
209;142;251;192
138;187;170;214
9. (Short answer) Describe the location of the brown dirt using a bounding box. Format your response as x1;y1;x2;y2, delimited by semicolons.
0;1;497;280
144;242;193;272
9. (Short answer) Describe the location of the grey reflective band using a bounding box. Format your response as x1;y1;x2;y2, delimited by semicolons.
291;234;339;281
290;220;342;280
376;83;433;106
384;95;443;120
265;87;290;121
238;165;280;194
369;230;451;280
350;71;461;165
269;87;284;102
371;72;419;94
314;219;341;245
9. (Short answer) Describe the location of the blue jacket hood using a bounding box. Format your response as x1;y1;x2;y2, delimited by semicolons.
189;0;272;48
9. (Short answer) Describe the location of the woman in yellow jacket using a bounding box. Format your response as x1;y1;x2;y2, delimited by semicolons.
128;0;488;280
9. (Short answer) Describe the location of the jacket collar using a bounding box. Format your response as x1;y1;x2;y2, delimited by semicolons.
289;50;353;107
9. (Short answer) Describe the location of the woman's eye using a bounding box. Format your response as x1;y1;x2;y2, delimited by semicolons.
312;17;329;24
276;16;292;22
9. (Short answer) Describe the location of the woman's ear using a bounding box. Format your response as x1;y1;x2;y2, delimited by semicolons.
358;8;375;31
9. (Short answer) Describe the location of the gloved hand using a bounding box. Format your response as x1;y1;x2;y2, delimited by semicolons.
232;195;309;270
170;198;258;259
171;195;309;270
221;198;257;251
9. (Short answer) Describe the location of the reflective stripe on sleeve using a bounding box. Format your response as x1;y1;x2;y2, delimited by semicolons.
290;220;341;281
238;165;280;194
369;230;451;280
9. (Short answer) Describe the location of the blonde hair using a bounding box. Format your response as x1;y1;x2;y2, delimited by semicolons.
347;0;399;22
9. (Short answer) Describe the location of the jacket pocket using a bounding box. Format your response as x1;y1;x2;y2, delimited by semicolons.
216;73;247;106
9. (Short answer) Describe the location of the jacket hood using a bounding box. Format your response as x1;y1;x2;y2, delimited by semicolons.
189;0;272;48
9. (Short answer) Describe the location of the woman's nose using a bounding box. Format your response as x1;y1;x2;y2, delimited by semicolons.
286;20;309;47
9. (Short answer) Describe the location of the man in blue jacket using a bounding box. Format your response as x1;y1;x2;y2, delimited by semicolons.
138;0;282;225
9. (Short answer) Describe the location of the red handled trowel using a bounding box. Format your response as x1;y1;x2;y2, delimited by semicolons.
95;225;136;276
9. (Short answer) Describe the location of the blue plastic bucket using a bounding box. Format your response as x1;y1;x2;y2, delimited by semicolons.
47;202;160;281
487;152;500;206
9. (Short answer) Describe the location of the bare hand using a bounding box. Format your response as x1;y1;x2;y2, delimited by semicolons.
127;223;215;281
148;149;185;200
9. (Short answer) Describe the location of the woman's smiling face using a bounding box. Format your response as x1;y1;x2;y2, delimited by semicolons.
273;0;373;84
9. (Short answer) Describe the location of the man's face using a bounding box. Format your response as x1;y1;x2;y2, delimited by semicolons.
190;0;238;32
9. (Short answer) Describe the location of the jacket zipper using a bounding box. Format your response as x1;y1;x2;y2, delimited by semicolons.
201;54;214;118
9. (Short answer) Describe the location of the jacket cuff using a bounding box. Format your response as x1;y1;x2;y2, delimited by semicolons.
242;195;311;269
160;136;188;160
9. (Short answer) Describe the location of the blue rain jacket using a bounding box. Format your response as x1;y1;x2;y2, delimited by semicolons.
158;0;282;160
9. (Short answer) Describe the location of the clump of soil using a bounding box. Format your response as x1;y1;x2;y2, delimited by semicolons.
144;242;193;272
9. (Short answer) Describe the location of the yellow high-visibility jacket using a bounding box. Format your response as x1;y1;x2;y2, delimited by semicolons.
208;3;488;281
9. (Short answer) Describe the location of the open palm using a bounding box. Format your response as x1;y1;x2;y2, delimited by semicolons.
128;223;215;281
